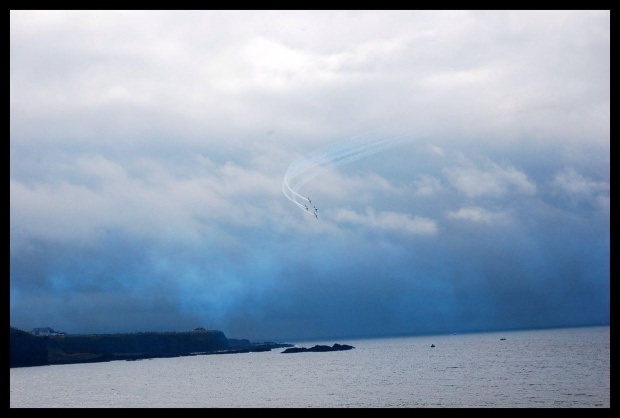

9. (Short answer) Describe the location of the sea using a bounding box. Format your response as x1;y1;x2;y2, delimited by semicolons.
10;325;609;408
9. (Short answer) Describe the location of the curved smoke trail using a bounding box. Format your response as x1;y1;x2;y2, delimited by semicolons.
282;129;411;215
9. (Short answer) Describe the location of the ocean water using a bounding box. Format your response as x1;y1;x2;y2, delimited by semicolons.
10;326;609;408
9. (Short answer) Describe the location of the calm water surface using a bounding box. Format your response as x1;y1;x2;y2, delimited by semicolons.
10;326;609;407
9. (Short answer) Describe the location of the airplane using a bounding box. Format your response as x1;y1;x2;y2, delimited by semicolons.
313;206;318;212
304;204;309;211
308;197;312;204
314;212;318;219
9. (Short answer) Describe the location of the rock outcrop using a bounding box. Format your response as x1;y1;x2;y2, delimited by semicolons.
281;343;354;353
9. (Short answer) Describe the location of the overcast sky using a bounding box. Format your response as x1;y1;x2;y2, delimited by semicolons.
10;10;609;341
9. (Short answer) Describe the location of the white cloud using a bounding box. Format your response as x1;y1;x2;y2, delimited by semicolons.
10;178;110;243
447;206;511;225
8;10;608;244
10;10;610;147
413;175;443;196
429;144;445;156
302;170;406;208
551;167;610;215
331;207;437;236
444;158;537;198
10;155;290;245
552;167;609;198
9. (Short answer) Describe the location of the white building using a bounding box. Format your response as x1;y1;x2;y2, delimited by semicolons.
31;327;66;336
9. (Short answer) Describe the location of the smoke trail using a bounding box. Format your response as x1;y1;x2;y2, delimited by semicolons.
282;129;411;215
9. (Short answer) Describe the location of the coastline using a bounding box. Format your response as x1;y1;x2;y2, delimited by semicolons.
10;327;292;368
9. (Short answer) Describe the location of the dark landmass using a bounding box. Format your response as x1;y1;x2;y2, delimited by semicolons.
10;327;49;368
9;327;293;368
281;343;355;353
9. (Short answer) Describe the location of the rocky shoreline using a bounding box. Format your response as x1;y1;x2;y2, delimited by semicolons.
282;343;354;353
10;327;293;368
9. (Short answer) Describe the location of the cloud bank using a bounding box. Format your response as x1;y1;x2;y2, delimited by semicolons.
10;10;609;340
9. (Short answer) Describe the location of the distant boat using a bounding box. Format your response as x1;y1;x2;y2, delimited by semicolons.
500;338;506;341
431;344;435;348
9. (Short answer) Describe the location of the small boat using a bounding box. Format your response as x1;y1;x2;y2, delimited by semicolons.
500;338;506;341
430;344;435;348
